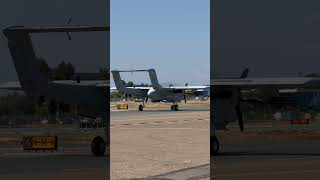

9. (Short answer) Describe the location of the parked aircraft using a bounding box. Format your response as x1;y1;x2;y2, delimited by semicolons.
111;69;209;111
211;68;320;155
2;25;109;156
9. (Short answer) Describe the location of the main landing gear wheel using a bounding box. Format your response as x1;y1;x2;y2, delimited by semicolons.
138;105;144;111
171;105;179;111
91;136;105;156
211;136;220;156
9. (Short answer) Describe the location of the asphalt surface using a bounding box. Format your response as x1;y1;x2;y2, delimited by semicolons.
111;104;210;179
212;122;320;180
0;103;210;180
0;127;108;180
0;154;108;180
7;103;320;180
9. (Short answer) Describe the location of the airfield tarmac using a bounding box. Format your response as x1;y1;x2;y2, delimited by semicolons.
3;101;320;180
0;127;108;180
0;101;210;180
110;102;210;179
212;122;320;180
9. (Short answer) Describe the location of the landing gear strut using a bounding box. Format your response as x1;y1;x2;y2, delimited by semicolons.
91;136;105;156
171;104;179;111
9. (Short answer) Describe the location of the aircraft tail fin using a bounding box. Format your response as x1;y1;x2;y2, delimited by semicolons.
111;70;126;92
3;29;49;97
3;25;109;98
147;69;162;89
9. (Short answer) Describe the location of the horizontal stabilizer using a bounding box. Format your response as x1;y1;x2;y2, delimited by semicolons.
111;69;150;73
3;26;109;34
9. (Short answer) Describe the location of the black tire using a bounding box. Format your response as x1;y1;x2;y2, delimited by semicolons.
211;136;219;156
171;105;174;110
91;136;105;156
138;105;144;111
174;105;179;111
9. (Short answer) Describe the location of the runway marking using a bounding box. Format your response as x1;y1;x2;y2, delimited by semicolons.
113;118;209;127
111;114;209;122
142;164;210;180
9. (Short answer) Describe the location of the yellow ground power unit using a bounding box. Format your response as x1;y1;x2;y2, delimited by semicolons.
117;103;129;110
23;136;58;151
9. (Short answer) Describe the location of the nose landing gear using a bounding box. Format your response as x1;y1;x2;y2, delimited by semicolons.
138;104;144;111
91;136;105;156
171;104;179;111
211;136;220;156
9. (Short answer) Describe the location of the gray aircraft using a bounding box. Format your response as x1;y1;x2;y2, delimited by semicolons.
211;68;320;155
2;25;109;156
111;69;209;111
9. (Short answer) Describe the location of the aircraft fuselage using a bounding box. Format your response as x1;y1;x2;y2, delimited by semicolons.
147;88;184;103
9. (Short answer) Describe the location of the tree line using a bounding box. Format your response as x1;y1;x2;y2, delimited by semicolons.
36;57;108;80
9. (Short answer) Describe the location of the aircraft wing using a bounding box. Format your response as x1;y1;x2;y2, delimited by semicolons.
212;77;320;89
110;86;152;90
126;87;152;90
0;80;109;91
212;77;320;131
51;80;109;87
0;81;22;90
167;85;209;90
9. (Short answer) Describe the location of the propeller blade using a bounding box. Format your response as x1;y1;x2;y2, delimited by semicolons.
240;68;250;78
66;17;72;40
67;17;72;24
235;105;244;132
145;97;148;103
66;32;72;40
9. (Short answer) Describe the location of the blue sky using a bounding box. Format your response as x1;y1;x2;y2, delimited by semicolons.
110;0;210;86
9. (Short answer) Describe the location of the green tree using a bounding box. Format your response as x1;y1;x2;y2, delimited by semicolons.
139;83;150;87
53;61;75;80
127;81;134;87
110;91;123;99
36;57;52;80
